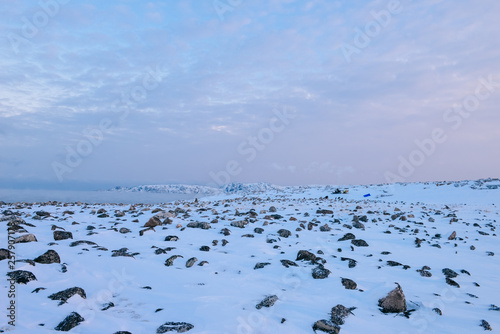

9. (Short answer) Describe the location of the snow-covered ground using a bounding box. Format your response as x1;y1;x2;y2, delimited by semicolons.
1;179;499;333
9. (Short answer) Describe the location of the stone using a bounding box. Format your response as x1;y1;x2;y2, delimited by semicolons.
230;221;247;228
378;283;407;313
448;231;457;240
280;259;298;268
442;268;458;278
156;322;194;333
338;233;355;241
341;278;357;290
53;231;73;241
119;228;131;234
480;320;492;331
49;287;86;305
0;248;12;260
165;235;179;241
187;222;211;229
277;229;291;238
165;255;183;266
312;265;331;279
331;304;355;326
55;312;84;331
186;257;198;268
351;239;369;247
34;250;61;264
145;216;162;227
312;319;340;334
14;234;37;243
254;262;271;270
296;250;317;262
256;295;278;309
7;270;37;284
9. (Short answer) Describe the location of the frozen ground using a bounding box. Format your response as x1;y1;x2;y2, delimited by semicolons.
1;179;499;333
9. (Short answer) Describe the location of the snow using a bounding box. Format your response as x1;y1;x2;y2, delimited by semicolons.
1;179;499;333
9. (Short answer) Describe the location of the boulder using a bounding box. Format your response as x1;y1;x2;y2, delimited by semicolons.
256;295;278;309
156;322;194;333
7;270;37;284
378;283;407;313
14;234;37;243
53;231;73;241
34;250;61;264
48;287;86;305
55;312;84;331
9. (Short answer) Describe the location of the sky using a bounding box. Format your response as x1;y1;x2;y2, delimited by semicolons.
0;0;499;190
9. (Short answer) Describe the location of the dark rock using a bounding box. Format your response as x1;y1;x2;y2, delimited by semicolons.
14;234;38;243
0;248;12;260
340;257;357;268
156;322;194;333
352;222;365;230
312;265;331;279
119;228;131;234
341;278;357;290
7;270;37;284
316;209;334;215
489;304;500;311
102;302;114;311
48;287;86;305
445;278;460;288
277;229;291;238
331;304;356;326
32;287;46;293
112;248;138;258
198;261;209;266
432;308;442;315
442;268;458;278
199;246;210;252
230;221;247;228
221;239;229;246
220;228;231;236
269;206;277;212
480;320;492;331
145;216;162;227
254;262;271;270
320;224;331;232
113;332;132;334
378;283;407;313
34;250;61;264
165;235;179;241
296;250;317;262
256;295;278;309
186;257;198;268
448;231;457;240
312;319;340;334
55;312;84;331
387;261;402;267
187;222;211;229
254;228;264;234
280;259;298;268
53;231;73;241
338;233;355;241
241;234;254;238
165;255;183;266
351;239;369;247
70;240;97;247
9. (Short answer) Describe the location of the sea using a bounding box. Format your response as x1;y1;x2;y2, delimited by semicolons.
0;189;199;204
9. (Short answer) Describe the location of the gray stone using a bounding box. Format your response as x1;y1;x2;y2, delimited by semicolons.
55;312;84;331
34;250;61;264
312;265;331;279
165;255;183;266
186;257;197;268
7;270;37;284
14;234;37;243
351;239;368;247
331;304;356;325
256;295;278;309
156;322;194;333
49;287;86;305
338;233;355;241
53;231;73;241
378;283;407;313
277;229;291;238
296;250;317;262
341;278;357;290
312;319;340;334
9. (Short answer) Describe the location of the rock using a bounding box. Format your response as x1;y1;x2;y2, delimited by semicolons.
445;278;460;288
200;246;210;252
145;216;162;228
296;250;317;262
187;222;211;229
220;228;231;236
341;278;357;290
387;261;402;267
320;224;331;232
102;302;114;311
156;322;194;333
254;227;264;234
165;235;179;241
312;319;340;334
14;234;38;243
312;265;331;279
378;283;407;313
0;248;12;260
280;259;298;268
112;248;138;258
352;222;365;230
316;209;334;215
433;308;442;315
165;255;183;266
269;206;277;212
119;228;131;234
341;257;357;268
186;257;198;268
34;250;61;264
7;270;37;284
442;268;458;278
277;229;291;238
338;233;355;241
49;287;86;305
448;231;457;240
256;295;278;309
70;240;97;247
221;239;229;246
114;332;132;334
230;221;247;228
55;312;84;331
254;262;271;269
331;304;355;326
480;320;492;331
351;239;369;247
53;231;73;241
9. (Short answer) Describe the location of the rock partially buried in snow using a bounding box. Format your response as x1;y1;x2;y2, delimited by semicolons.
55;312;84;331
14;234;37;243
312;265;331;279
34;250;61;264
0;248;12;260
7;270;37;284
156;322;194;333
49;287;86;305
341;278;357;290
53;231;73;241
312;319;340;334
296;250;317;262
331;304;356;326
256;295;278;309
378;283;407;313
351;239;369;247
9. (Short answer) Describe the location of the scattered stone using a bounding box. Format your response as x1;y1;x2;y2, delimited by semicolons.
280;259;298;268
312;319;340;334
489;305;500;311
480;320;492;331
378;283;407;313
254;228;264;234
70;240;97;247
442;268;459;278
319;224;331;232
220;228;231;236
387;261;402;267
112;248;138;258
338;233;356;241
445;278;460;288
351;239;369;247
0;248;12;260
256;295;278;309
55;312;84;332
296;250;317;262
34;250;61;264
156;322;194;333
200;246;210;252
102;302;114;311
254;262;271;270
53;231;73;241
145;216;162;228
119;228;131;234
230;221;247;228
7;270;37;284
341;278;357;290
331;304;356;326
312;265;331;279
340;257;357;268
165;235;179;241
352;222;365;230
317;209;334;215
165;255;183;266
48;287;86;305
187;222;211;229
14;234;38;243
448;231;457;240
277;229;291;238
186;257;198;268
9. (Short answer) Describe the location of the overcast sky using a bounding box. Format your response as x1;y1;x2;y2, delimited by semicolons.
1;0;499;190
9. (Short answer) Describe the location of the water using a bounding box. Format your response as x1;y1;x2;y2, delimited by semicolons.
0;189;200;204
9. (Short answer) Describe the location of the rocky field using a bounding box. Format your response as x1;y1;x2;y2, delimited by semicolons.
1;180;499;333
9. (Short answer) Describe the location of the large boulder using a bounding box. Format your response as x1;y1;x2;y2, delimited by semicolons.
55;312;84;331
7;270;37;284
378;283;407;313
53;231;73;241
34;250;61;264
48;287;86;305
14;234;37;243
